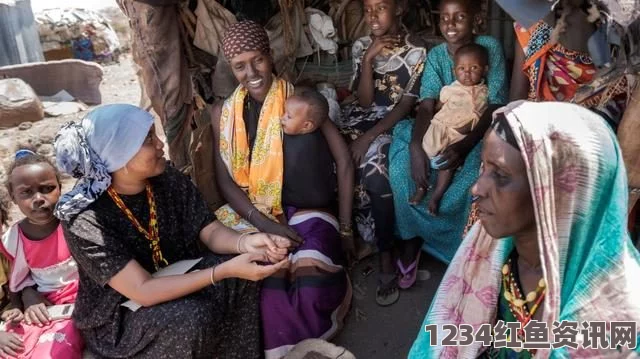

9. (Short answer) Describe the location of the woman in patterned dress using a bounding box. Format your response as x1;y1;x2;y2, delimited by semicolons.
339;0;426;306
55;104;291;358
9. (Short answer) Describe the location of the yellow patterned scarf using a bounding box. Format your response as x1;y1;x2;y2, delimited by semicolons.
218;77;292;220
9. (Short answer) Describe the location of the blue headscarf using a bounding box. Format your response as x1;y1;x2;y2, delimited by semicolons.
54;104;154;220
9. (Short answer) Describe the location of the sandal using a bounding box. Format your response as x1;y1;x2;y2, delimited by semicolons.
375;273;399;306
397;251;421;289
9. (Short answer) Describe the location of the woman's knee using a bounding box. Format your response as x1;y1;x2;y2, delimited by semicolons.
363;172;392;197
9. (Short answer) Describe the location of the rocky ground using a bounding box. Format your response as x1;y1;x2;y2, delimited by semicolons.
0;54;157;220
0;52;442;358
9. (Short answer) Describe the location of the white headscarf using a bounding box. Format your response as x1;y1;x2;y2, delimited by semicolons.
54;104;154;220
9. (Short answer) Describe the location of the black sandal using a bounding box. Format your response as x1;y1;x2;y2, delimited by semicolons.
375;273;399;306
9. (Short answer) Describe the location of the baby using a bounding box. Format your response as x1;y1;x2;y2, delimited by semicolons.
411;43;489;215
281;88;355;260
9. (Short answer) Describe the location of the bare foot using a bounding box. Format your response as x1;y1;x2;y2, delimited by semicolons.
409;187;427;205
427;196;442;216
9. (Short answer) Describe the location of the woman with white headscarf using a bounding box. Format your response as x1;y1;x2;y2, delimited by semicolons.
54;104;292;358
409;101;640;358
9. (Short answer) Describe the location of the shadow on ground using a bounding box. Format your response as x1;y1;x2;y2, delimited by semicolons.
334;252;447;358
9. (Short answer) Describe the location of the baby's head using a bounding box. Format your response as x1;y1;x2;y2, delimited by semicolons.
453;43;488;86
5;148;62;226
282;88;329;135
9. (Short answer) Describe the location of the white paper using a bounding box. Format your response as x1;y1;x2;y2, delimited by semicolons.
121;258;203;312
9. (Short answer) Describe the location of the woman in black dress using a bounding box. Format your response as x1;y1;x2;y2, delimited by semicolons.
53;104;292;358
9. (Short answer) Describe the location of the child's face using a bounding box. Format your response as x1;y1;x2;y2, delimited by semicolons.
282;98;318;135
363;0;400;37
9;163;60;225
454;52;487;86
439;0;475;46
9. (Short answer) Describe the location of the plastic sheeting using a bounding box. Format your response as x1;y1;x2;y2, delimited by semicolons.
0;0;45;66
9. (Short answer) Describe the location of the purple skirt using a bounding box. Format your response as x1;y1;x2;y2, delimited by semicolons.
261;208;352;359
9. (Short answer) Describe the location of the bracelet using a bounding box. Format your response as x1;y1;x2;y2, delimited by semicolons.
236;233;248;254
210;266;217;286
340;229;353;237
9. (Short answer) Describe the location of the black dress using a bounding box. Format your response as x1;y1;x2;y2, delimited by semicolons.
62;166;261;359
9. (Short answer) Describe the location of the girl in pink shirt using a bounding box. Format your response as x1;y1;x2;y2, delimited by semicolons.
0;149;83;358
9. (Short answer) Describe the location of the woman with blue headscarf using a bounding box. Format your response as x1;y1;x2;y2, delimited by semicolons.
409;101;640;358
54;104;293;358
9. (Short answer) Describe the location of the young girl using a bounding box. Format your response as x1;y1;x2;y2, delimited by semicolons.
339;0;426;306
0;149;83;358
410;44;489;215
389;0;507;288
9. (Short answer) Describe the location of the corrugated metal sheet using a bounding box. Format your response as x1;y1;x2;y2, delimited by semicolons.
0;0;44;66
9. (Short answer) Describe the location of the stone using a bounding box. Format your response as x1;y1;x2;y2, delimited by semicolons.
0;79;44;128
18;122;33;130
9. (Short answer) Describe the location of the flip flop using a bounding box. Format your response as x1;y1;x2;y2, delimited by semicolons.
397;251;421;289
376;273;399;307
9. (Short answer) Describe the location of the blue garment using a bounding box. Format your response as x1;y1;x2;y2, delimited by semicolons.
389;36;507;263
54;104;154;220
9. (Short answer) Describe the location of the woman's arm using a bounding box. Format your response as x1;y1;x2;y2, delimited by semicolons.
357;57;376;108
108;253;288;308
356;36;402;107
409;99;435;190
320;120;354;228
510;40;529;102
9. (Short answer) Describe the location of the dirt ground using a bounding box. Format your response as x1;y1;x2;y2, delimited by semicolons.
0;54;167;220
0;53;443;358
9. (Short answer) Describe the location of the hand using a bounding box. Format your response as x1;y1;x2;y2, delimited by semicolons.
435;139;472;171
410;141;430;190
242;232;292;263
0;309;23;323
350;135;373;166
24;303;50;326
223;253;289;281
364;35;403;63
261;221;304;246
0;332;23;358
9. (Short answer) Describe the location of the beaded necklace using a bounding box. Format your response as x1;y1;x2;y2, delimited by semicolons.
107;183;168;270
501;251;546;349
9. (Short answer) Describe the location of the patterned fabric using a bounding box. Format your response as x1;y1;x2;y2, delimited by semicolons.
389;36;507;263
54;104;154;221
423;81;488;158
63;166;262;358
216;78;292;222
339;34;425;246
514;20;628;123
409;101;640;358
107;184;167;270
222;20;270;60
516;21;597;103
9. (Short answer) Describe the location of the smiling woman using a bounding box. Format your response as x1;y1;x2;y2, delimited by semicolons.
211;21;351;359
